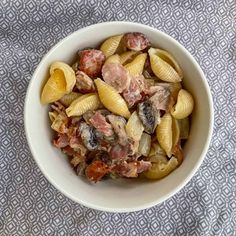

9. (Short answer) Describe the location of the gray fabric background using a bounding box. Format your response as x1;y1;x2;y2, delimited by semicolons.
0;0;236;235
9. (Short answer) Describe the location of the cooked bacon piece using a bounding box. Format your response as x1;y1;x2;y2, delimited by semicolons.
124;32;151;51
112;160;151;178
122;75;146;107
89;111;114;136
51;101;66;113
85;160;111;182
78;49;105;78
75;71;96;93
69;136;88;156
53;134;69;148
102;63;130;93
109;144;129;160
62;146;76;156
107;115;128;146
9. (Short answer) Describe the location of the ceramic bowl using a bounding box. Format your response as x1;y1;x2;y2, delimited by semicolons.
24;22;214;212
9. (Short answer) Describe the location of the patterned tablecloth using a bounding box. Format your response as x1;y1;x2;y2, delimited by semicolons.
0;0;236;235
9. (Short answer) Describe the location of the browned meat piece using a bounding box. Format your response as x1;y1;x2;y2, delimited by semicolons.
62;146;76;156
85;160;111;182
53;134;69;148
75;70;96;93
102;63;130;93
124;32;151;51
78;49;106;78
137;101;160;134
79;122;99;151
107;115;128;146
112;160;151;178
89;111;114;136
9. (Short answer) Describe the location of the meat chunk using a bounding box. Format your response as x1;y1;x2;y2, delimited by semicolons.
122;75;146;107
107;115;128;146
79;122;99;151
109;144;129;160
137;101;160;134
112;160;151;178
102;63;130;93
124;32;151;51
78;49;106;78
53;134;69;148
149;87;172;111
85;160;111;182
89;111;114;136
75;70;95;93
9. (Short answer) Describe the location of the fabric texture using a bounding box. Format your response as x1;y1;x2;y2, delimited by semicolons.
0;0;236;235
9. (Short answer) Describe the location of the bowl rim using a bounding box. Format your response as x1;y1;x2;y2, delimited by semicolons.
24;21;214;213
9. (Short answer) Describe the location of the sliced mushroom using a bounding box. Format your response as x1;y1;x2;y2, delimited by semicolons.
79;122;99;151
137;101;160;134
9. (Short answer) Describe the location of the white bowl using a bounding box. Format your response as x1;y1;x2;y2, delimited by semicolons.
24;22;214;213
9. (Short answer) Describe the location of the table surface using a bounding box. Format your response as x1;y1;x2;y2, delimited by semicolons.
0;0;236;235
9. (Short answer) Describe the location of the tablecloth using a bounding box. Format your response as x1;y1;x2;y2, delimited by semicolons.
0;0;236;235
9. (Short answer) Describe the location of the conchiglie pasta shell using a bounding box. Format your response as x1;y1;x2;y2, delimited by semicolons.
41;69;67;104
148;48;183;82
126;111;144;141
94;78;131;119
50;61;76;92
120;51;138;65
59;92;82;107
178;117;190;139
172;116;180;148
143;156;178;180
124;53;147;76
48;111;58;123
66;93;100;117
171;89;194;119
104;54;121;65
156;113;172;157
100;34;124;58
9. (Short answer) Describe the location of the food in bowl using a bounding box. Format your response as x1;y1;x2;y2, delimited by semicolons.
40;32;194;183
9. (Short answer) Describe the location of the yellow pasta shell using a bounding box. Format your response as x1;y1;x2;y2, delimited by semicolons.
120;51;138;65
124;53;147;76
148;48;183;82
66;93;100;117
126;111;144;141
100;34;124;58
156;113;172;157
171;89;194;119
48;111;58;123
41;69;67;104
143;156;178;180
104;54;121;65
59;92;82;107
172;116;180;148
94;78;131;119
50;61;76;92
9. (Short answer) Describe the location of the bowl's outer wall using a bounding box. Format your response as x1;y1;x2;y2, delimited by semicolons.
25;22;213;212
